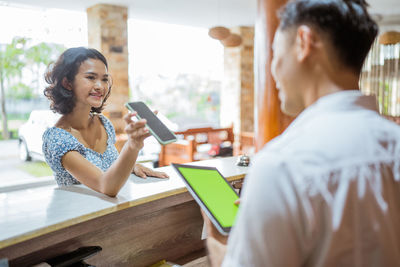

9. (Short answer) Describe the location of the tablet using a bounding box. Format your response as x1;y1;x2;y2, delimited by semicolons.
172;163;239;235
125;101;177;145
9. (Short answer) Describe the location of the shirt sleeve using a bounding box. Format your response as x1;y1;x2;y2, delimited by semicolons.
42;128;86;173
222;152;313;267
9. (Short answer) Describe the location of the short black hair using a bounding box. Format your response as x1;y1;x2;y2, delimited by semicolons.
278;0;378;72
44;47;112;115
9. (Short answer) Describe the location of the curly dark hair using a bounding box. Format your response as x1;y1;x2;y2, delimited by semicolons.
278;0;378;73
44;47;112;115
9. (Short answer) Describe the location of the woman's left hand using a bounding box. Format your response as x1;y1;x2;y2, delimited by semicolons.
133;163;169;179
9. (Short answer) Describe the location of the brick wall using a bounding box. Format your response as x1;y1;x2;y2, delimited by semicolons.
87;4;129;134
220;26;254;133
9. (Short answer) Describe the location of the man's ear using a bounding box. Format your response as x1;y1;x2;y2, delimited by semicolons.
295;25;316;62
62;77;72;90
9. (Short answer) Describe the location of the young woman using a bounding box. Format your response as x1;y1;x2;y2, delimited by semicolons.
43;47;168;197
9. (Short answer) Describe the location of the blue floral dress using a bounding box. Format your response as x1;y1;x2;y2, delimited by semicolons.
42;114;119;186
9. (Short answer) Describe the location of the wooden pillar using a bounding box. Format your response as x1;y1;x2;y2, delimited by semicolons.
87;4;129;137
254;0;292;151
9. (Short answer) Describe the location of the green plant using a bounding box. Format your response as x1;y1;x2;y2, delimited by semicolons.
26;42;65;94
0;38;65;140
17;161;53;177
0;37;28;139
134;73;221;127
0;129;18;140
6;82;35;100
7;113;30;120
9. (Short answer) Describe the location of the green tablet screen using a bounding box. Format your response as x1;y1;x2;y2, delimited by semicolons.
178;166;239;227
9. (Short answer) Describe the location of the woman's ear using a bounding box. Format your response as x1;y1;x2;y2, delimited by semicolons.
295;25;316;62
62;77;72;90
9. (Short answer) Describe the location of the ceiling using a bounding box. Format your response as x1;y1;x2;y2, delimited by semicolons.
0;0;399;28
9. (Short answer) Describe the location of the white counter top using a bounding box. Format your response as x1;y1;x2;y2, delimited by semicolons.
0;156;249;249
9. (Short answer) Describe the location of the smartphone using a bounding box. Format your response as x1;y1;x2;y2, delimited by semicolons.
125;101;177;145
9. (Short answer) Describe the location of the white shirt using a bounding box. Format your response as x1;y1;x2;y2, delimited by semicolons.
223;90;400;267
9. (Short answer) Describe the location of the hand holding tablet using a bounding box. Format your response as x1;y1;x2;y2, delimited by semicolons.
172;164;240;235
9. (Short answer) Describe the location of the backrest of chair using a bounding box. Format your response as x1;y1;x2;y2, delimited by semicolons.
234;131;255;156
159;139;196;166
206;127;234;145
158;125;235;166
175;126;234;145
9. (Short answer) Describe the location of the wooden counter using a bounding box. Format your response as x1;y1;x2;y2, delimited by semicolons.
0;157;248;266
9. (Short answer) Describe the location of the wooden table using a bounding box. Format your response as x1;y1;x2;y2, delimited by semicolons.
0;156;248;267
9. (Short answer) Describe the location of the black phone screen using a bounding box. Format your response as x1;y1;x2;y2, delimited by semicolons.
125;101;176;144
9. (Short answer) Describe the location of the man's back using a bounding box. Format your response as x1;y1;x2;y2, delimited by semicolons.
223;91;400;267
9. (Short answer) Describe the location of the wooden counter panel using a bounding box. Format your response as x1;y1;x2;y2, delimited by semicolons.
1;157;247;250
0;157;249;266
2;193;204;267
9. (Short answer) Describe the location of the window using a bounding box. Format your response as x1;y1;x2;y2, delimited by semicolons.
0;5;87;189
360;38;400;117
128;19;224;129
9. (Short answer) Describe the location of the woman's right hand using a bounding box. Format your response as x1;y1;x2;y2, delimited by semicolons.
124;112;151;151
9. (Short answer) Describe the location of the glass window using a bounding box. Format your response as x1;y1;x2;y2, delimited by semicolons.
0;5;87;189
128;19;224;130
360;38;400;117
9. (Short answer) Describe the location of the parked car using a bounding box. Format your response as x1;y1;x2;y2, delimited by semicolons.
18;110;60;161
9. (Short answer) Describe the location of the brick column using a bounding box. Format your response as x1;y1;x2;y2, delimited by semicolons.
220;26;254;134
87;4;129;136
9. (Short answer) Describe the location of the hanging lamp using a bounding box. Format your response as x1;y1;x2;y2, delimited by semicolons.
378;31;400;45
220;33;242;47
208;26;231;40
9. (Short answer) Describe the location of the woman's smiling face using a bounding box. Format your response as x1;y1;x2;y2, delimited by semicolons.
72;58;110;109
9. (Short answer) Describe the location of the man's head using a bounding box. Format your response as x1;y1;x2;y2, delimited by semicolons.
271;0;378;116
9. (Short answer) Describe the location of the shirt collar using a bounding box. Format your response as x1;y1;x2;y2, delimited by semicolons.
307;90;378;113
296;90;378;121
281;90;378;136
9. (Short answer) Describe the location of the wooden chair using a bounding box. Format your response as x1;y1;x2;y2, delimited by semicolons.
233;131;255;156
158;126;234;167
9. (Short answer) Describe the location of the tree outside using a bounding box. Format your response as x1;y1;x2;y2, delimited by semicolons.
133;73;221;130
26;42;65;95
0;37;26;139
0;37;65;139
